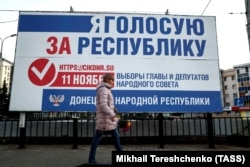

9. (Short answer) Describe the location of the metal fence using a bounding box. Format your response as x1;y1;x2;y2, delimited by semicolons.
0;114;250;146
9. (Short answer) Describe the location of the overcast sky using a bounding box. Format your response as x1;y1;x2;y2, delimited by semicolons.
0;0;248;70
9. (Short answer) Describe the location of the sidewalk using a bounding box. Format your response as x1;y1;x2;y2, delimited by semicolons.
1;144;250;167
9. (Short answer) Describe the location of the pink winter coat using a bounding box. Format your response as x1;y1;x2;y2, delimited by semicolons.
95;82;117;131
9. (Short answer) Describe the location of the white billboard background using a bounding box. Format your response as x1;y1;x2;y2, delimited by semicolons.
9;12;222;112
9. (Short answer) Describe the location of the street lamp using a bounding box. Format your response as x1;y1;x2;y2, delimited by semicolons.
0;34;17;59
0;34;17;89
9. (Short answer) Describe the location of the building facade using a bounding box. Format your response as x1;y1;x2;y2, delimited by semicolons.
233;63;250;117
234;63;250;104
221;69;238;107
0;58;13;92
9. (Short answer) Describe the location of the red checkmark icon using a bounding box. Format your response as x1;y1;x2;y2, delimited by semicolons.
28;58;56;86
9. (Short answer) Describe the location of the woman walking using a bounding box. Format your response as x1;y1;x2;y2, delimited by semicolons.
88;73;122;163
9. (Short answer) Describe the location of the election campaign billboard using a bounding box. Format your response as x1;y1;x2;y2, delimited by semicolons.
9;11;222;113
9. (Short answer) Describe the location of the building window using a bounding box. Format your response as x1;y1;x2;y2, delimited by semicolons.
224;77;227;81
232;84;236;89
225;85;228;89
232;76;235;80
233;93;237;98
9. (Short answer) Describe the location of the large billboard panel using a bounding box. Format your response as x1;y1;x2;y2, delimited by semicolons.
9;11;222;113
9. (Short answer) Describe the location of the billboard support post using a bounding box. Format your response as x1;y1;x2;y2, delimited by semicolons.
19;112;26;149
207;113;215;148
72;116;79;149
158;113;164;148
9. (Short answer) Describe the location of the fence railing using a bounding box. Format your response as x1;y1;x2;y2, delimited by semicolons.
0;115;250;146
